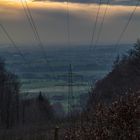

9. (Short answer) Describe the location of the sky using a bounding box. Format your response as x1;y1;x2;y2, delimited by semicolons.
0;0;140;47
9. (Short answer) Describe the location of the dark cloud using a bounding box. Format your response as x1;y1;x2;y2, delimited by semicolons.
33;0;100;3
33;0;139;6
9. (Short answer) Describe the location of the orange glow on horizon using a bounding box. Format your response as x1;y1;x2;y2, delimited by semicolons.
0;0;139;45
0;0;140;17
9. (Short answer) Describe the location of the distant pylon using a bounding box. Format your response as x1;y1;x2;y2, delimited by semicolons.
68;64;75;119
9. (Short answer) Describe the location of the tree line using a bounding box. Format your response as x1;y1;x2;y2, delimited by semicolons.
0;59;54;129
88;39;140;106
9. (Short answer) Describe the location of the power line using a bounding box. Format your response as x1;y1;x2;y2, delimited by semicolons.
21;0;48;63
114;0;140;52
20;0;39;41
67;63;77;132
20;0;57;79
94;0;110;49
66;0;75;106
68;64;73;116
66;2;76;124
87;0;103;96
0;23;29;66
89;0;102;49
66;0;71;47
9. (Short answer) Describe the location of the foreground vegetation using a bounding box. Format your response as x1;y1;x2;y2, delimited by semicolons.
0;40;140;139
64;93;139;140
63;40;140;139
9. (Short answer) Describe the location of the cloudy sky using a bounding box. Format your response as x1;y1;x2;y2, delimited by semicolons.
0;0;140;47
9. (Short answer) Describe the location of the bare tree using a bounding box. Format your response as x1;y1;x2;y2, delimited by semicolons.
0;58;20;129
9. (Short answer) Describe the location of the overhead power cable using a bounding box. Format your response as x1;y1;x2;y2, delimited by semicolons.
21;0;49;63
66;0;71;47
89;0;102;49
94;0;110;49
114;0;140;51
20;0;56;79
20;0;39;41
0;23;29;65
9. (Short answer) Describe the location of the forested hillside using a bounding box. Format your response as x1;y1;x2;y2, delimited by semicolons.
0;58;19;129
63;40;140;140
88;40;140;105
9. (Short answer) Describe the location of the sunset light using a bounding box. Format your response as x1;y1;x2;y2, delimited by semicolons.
0;0;140;139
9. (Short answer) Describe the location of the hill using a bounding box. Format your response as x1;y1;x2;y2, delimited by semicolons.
88;40;140;106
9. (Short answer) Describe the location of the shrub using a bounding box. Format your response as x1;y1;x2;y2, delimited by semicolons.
64;93;140;140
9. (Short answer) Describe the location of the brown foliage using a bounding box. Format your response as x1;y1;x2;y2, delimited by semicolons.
64;93;140;140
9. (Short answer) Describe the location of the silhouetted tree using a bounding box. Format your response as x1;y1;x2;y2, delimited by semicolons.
37;92;54;121
0;58;20;128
